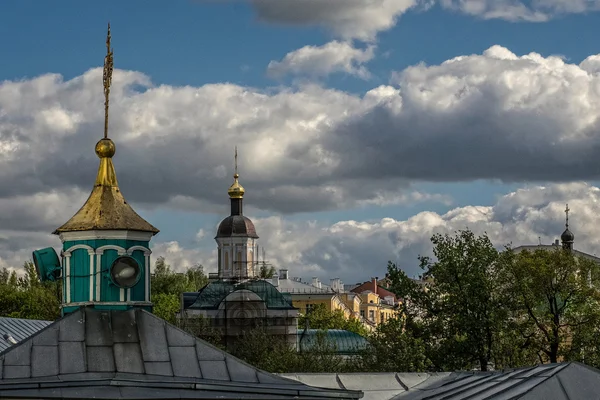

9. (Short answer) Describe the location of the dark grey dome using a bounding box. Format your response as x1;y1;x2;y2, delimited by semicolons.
561;228;574;242
216;215;259;239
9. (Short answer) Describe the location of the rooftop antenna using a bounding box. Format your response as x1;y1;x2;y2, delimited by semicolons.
103;23;114;140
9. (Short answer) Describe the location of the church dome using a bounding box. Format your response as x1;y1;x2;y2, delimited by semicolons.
561;228;574;243
216;215;258;239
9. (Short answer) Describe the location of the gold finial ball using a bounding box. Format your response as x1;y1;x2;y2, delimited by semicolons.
95;138;116;158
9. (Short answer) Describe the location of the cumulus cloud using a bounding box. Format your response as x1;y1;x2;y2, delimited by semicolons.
440;0;600;22
149;182;600;283
4;46;600;221
267;41;375;80
250;0;418;41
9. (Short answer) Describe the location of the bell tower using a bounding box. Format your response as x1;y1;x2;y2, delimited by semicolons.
215;148;259;280
33;24;159;315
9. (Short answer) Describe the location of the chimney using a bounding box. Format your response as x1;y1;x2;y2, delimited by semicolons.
279;269;289;280
372;277;377;295
272;274;279;287
554;239;560;246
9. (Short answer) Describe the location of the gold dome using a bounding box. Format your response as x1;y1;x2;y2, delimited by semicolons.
95;138;116;158
228;173;245;199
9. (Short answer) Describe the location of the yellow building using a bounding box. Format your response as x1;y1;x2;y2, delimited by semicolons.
271;270;398;330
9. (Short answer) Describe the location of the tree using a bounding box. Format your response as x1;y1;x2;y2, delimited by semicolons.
299;303;368;337
151;257;209;323
360;317;431;372
258;264;276;278
498;247;600;364
387;230;510;371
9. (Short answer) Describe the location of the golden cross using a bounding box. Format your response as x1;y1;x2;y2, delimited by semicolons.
103;23;114;139
234;146;238;176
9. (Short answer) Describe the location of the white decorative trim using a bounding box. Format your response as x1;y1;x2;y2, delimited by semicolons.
120;288;125;302
126;246;151;256
144;254;150;302
65;255;71;304
89;252;94;301
96;245;127;255
59;230;154;242
96;253;102;301
64;244;95;256
61;300;152;308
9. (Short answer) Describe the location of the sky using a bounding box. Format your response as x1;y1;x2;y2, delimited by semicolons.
2;0;600;284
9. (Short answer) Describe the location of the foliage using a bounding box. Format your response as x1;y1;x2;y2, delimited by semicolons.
258;264;276;278
298;303;368;336
228;327;357;373
0;262;61;321
387;230;508;371
151;257;209;322
360;317;431;372
497;247;600;364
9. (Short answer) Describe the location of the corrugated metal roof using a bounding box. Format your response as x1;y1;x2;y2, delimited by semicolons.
0;317;52;352
281;362;600;400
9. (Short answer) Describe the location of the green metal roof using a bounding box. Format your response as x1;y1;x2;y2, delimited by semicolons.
297;329;369;355
187;280;296;310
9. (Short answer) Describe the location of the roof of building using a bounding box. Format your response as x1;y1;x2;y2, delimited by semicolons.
297;329;368;355
53;139;159;235
350;281;397;302
275;278;333;294
0;307;361;399
186;280;295;310
0;317;52;352
281;362;600;400
512;244;600;263
216;215;259;238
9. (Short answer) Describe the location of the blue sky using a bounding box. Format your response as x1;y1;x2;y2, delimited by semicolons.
3;0;600;281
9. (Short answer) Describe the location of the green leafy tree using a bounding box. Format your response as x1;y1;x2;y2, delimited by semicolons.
258;264;276;278
388;230;512;371
498;247;600;364
299;303;368;336
360;317;431;372
151;257;209;324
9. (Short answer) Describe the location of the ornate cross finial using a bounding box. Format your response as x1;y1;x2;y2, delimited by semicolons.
103;23;114;139
565;203;570;228
234;146;238;177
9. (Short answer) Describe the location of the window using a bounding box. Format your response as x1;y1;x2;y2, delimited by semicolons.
380;312;384;323
369;310;375;321
360;310;365;318
306;304;315;314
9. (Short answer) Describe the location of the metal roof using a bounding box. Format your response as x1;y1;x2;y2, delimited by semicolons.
0;307;361;399
0;317;51;352
282;362;600;400
297;329;368;355
186;280;296;310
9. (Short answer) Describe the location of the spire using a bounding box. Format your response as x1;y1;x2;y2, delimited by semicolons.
227;146;245;199
53;24;158;235
561;203;574;251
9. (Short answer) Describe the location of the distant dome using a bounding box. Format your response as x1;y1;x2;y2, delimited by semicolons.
216;215;258;239
561;228;574;243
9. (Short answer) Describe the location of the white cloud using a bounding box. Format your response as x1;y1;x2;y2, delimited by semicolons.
3;46;600;218
267;41;375;79
250;0;418;41
440;0;600;22
147;182;600;284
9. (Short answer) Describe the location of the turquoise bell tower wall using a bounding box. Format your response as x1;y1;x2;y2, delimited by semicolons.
58;232;155;316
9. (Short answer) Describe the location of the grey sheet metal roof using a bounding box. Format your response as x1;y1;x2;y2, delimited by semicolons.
0;317;51;352
282;362;600;400
0;307;362;399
